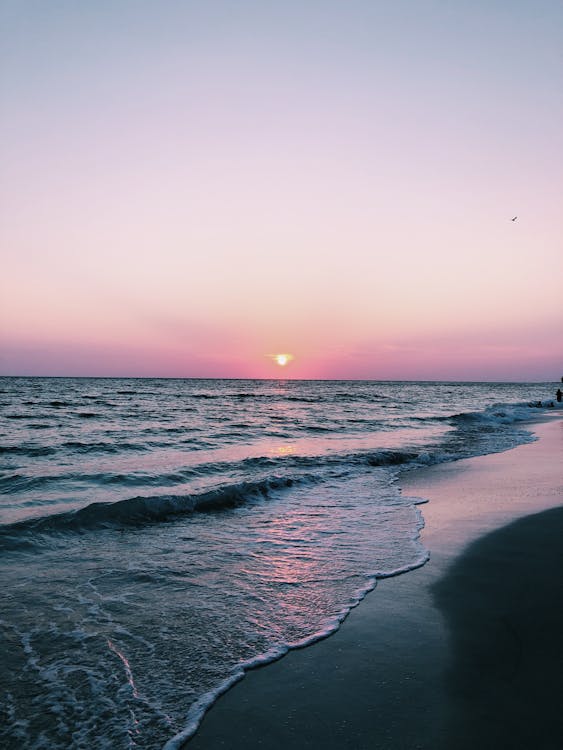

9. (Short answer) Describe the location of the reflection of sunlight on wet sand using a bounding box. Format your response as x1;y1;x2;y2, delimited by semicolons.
250;526;319;586
243;494;341;588
107;639;140;699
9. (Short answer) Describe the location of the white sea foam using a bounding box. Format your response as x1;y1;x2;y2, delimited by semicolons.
163;501;430;749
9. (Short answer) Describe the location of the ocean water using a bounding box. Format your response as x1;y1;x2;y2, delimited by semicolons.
0;377;557;749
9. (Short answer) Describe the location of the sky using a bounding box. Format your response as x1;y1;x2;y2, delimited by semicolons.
1;0;562;380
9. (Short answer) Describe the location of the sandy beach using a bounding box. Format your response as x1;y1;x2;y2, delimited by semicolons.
188;417;563;749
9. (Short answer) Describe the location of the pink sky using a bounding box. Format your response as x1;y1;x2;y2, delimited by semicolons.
1;2;562;380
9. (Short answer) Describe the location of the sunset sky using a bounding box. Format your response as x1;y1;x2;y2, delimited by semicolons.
1;0;562;380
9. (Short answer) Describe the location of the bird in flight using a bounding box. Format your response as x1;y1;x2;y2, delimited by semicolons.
511;216;517;221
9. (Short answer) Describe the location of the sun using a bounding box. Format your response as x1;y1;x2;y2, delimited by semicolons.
272;353;293;367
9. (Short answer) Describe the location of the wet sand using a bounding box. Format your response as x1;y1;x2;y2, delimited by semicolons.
187;418;563;749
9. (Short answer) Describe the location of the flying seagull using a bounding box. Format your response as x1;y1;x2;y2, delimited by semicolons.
511;216;517;221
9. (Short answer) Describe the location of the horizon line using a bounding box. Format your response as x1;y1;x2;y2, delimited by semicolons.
0;374;558;384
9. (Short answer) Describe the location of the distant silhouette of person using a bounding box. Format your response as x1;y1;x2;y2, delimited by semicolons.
557;389;562;403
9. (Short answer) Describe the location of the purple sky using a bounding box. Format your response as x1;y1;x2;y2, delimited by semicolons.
1;1;562;379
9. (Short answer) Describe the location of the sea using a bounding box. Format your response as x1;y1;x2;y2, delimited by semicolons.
0;377;558;749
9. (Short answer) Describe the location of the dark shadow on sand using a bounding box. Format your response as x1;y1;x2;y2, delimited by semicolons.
432;506;563;750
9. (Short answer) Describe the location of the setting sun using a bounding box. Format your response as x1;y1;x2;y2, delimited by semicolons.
274;354;293;367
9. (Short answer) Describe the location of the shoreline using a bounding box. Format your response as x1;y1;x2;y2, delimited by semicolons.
187;418;563;749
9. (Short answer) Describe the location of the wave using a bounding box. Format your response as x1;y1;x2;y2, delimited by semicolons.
406;401;555;432
1;399;552;549
5;413;53;420
448;401;556;425
176;391;392;404
61;440;149;454
0;433;511;547
0;466;210;494
0;441;147;458
0;398;542;500
0;445;56;457
0;476;306;548
0;446;432;497
240;448;422;471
